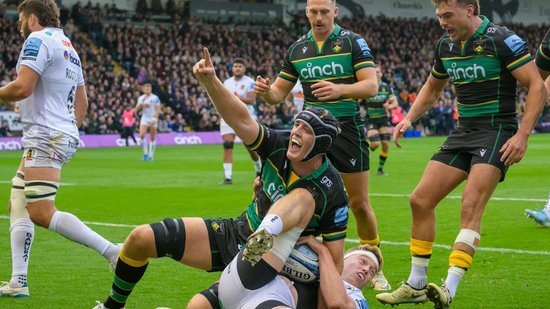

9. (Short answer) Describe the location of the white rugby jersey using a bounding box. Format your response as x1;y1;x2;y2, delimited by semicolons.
223;75;255;116
17;28;84;139
137;94;160;119
343;280;369;309
290;79;304;112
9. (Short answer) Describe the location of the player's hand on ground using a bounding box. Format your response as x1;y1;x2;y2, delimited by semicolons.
311;80;341;101
499;131;528;165
193;47;216;84
393;119;412;148
254;76;271;97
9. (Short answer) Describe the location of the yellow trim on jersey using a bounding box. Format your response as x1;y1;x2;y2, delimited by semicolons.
453;77;499;85
506;54;531;69
288;171;300;187
309;75;355;82
280;71;298;80
307;98;355;104
432;68;447;78
291;53;351;64
539;45;550;60
323;229;347;238
440;54;495;61
457;99;497;106
353;61;375;69
316;41;323;50
248;125;265;151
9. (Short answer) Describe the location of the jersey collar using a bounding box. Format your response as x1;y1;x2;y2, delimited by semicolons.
471;15;489;39
307;24;342;41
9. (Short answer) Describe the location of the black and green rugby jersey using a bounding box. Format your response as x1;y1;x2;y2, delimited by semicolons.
238;125;349;242
279;24;375;118
535;28;550;72
363;82;395;119
432;16;532;122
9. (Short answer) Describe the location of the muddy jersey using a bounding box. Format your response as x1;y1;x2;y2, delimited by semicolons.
363;82;395;119
240;125;349;242
535;28;550;72
279;24;375;118
432;16;531;124
17;28;84;139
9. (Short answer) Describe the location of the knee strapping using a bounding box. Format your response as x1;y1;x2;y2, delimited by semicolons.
369;134;381;142
150;218;186;261
380;133;392;141
455;229;480;251
24;181;58;203
223;141;234;149
271;227;303;264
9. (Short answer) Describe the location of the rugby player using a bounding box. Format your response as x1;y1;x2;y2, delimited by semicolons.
93;48;349;309
0;0;119;298
376;0;546;307
254;0;391;290
136;83;161;161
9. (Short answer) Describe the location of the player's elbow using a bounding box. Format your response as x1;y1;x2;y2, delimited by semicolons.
16;86;33;100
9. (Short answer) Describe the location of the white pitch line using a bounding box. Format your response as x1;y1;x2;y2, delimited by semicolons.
0;215;548;256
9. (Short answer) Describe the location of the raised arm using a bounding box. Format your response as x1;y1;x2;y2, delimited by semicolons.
193;47;260;145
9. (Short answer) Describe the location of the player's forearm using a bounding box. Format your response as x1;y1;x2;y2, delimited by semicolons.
241;93;256;105
74;88;88;128
0;80;32;102
318;249;353;309
405;86;441;122
261;86;287;105
339;78;378;99
518;81;547;135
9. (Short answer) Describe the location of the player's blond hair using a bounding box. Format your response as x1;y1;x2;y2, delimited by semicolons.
431;0;480;16
345;243;384;271
18;0;60;28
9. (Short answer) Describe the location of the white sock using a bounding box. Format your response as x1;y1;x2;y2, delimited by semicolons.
257;214;284;237
48;211;116;262
445;266;465;299
407;256;429;289
149;141;156;157
141;139;148;155
544;192;550;217
9;219;34;288
253;159;262;174
223;163;232;179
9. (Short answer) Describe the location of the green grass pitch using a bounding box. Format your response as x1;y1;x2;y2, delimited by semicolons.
0;134;549;308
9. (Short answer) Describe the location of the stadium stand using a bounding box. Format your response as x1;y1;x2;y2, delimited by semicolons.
0;3;548;135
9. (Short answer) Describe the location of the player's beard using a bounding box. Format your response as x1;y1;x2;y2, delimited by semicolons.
21;21;31;39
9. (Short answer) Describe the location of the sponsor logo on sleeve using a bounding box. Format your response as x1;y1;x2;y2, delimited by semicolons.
356;38;372;57
504;34;526;56
22;37;42;61
334;205;349;224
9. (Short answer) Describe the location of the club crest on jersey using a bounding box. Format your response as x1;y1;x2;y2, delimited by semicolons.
25;149;35;160
331;38;343;53
474;39;485;54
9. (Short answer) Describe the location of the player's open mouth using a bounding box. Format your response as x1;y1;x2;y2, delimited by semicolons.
291;137;302;150
357;273;364;280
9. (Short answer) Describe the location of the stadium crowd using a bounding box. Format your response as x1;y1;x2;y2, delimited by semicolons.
0;3;548;136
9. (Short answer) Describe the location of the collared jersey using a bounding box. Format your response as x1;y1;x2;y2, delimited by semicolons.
363;82;395;119
240;125;349;242
343;281;369;309
432;16;531;122
280;24;375;118
17;28;84;139
535;28;550;72
137;93;160;119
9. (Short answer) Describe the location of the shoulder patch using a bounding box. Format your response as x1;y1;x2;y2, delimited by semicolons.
334;205;349;224
22;37;42;60
504;34;527;56
356;38;372;56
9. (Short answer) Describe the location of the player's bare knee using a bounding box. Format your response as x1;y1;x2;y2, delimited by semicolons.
126;225;155;252
150;218;186;261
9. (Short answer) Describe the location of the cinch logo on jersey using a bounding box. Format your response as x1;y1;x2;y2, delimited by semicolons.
300;61;344;79
64;50;81;67
446;62;486;81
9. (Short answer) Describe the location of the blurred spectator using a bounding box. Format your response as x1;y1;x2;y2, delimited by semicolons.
0;119;11;137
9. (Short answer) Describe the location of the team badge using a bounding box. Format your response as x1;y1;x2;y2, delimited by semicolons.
25;149;35;160
211;221;223;234
331;38;343;53
240;84;245;90
474;39;485;54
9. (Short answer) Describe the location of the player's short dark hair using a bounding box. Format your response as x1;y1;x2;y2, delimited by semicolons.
431;0;480;16
233;58;246;66
18;0;60;28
